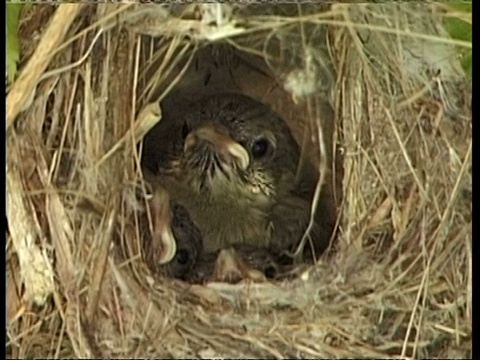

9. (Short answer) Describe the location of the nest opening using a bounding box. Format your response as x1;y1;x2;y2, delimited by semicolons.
138;37;342;282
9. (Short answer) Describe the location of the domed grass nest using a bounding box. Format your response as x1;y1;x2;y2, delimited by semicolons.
7;3;471;358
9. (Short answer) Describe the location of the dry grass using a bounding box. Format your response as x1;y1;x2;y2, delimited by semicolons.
7;3;471;359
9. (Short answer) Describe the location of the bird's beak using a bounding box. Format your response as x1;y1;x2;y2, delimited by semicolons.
147;187;177;265
209;248;266;283
184;123;250;170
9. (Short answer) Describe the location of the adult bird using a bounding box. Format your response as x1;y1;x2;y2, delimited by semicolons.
142;92;335;265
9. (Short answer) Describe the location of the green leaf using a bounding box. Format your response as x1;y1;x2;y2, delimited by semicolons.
447;3;472;13
443;17;472;43
442;3;472;78
461;50;472;79
6;4;23;84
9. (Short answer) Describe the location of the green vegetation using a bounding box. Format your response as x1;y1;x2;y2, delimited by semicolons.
443;2;472;78
6;4;24;84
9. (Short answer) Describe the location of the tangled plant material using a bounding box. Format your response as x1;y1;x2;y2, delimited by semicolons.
7;3;471;359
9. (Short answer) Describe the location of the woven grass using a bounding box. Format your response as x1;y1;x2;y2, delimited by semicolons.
7;3;471;358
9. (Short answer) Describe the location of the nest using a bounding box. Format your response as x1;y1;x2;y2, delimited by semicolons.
7;3;471;358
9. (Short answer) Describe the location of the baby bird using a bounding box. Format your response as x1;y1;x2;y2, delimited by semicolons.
142;93;335;264
142;186;203;280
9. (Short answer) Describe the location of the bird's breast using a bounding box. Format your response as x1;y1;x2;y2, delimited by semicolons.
160;176;272;252
191;200;271;252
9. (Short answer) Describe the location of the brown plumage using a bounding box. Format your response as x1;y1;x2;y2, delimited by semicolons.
142;92;336;269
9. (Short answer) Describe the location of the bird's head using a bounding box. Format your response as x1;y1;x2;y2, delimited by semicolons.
143;93;302;203
146;94;299;199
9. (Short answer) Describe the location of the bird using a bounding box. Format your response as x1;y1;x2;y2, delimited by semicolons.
184;243;292;283
141;185;203;280
141;185;288;283
142;92;336;266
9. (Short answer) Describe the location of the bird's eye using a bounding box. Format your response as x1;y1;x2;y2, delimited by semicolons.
251;137;270;159
181;122;190;140
175;248;190;265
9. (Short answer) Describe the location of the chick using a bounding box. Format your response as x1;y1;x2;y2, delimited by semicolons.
142;186;203;280
184;243;291;283
142;92;335;263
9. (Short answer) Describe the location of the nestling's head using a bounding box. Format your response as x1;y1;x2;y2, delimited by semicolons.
142;93;302;203
142;186;203;280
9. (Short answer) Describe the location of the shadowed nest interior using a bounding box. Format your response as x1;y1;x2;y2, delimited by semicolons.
7;3;471;358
